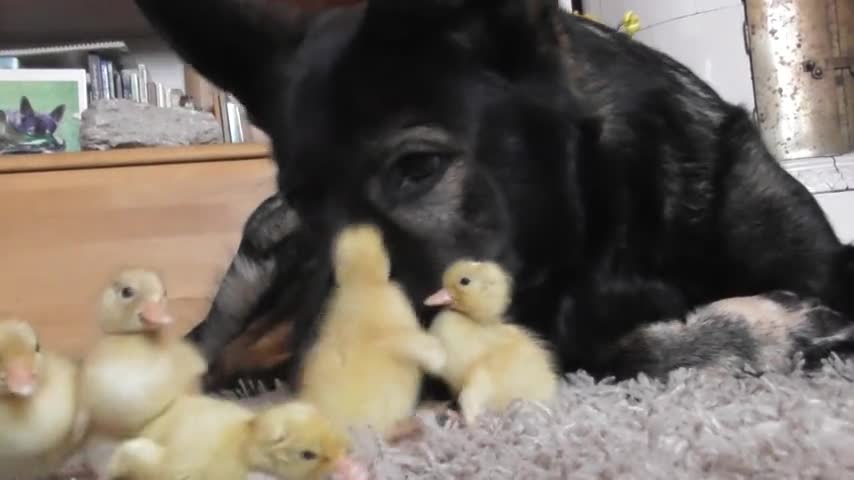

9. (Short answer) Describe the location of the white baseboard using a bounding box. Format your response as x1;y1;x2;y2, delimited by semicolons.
814;190;854;244
783;156;852;195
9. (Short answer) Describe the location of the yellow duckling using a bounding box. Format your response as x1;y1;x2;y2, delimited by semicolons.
572;9;640;38
0;317;87;478
425;260;559;424
107;396;361;480
299;224;446;438
617;10;641;37
79;268;207;439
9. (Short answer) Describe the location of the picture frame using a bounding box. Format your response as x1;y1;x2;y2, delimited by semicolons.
0;68;88;154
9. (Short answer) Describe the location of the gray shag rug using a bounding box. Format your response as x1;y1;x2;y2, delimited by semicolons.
236;359;854;480
62;359;854;479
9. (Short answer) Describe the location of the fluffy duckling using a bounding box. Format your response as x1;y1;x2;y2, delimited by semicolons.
106;436;164;480
0;317;87;478
247;400;362;480
425;259;559;424
79;268;207;439
107;396;361;480
299;224;446;438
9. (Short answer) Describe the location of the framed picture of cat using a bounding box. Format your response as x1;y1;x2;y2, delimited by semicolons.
0;68;87;155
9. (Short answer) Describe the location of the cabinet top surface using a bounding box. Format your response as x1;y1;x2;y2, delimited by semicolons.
0;144;273;174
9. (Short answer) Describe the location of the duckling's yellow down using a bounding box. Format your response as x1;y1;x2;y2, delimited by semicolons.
299;224;446;438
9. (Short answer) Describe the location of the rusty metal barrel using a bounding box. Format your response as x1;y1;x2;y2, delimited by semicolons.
745;0;853;160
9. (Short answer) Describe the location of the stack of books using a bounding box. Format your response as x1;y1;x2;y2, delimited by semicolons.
1;42;268;146
1;41;186;109
185;65;268;144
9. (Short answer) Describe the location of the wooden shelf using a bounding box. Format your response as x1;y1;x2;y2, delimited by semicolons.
0;143;273;174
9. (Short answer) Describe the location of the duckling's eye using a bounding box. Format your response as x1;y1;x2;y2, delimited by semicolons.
120;286;135;299
34;342;40;353
460;277;471;286
300;450;318;460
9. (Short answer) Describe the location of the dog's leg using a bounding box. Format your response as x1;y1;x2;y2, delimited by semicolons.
714;108;850;318
599;292;854;380
553;276;689;377
204;313;296;392
187;194;293;360
831;245;854;321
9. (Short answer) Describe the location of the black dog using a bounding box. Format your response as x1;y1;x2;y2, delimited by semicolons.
134;0;854;392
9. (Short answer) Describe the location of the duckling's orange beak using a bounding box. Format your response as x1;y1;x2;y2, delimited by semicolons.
6;365;37;397
424;288;454;307
139;300;173;329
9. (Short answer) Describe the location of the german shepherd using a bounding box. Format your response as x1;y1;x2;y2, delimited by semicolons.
133;0;854;393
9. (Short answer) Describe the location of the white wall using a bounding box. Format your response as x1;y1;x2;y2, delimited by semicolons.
580;0;755;111
816;191;854;244
817;152;854;243
123;37;186;93
579;0;854;243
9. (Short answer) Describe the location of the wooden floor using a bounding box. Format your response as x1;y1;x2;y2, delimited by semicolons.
0;156;277;358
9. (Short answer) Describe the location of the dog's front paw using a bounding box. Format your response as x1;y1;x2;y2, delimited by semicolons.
797;324;854;368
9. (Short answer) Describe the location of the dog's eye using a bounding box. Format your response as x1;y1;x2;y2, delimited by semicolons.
386;152;452;202
460;277;471;286
300;450;318;460
34;342;40;353
120;286;135;299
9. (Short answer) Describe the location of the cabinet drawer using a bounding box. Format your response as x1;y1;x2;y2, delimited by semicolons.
0;158;276;356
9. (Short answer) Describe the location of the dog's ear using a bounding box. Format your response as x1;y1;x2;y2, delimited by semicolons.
363;0;564;73
20;97;34;116
133;0;321;124
49;105;65;123
366;0;558;23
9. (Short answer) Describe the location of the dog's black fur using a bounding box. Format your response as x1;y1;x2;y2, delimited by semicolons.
134;0;854;392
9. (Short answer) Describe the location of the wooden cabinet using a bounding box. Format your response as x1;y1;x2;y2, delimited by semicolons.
0;144;277;357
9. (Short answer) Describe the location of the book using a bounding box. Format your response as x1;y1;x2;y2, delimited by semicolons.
0;57;20;69
158;83;168;107
107;61;117;99
138;65;149;103
120;70;132;100
99;60;112;100
146;81;158;106
129;72;140;102
169;88;184;109
217;93;231;142
226;101;243;142
112;70;121;100
87;54;101;101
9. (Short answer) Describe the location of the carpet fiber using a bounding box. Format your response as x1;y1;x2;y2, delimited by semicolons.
342;360;853;479
62;359;854;479
346;360;854;479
